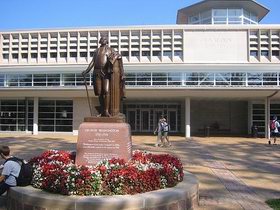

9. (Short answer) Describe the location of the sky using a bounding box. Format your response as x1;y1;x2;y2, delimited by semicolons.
0;0;279;31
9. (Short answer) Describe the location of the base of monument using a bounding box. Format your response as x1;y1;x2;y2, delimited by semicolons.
84;114;125;123
7;172;199;210
76;121;132;166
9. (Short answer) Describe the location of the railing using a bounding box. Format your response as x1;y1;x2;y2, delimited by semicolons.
0;71;280;88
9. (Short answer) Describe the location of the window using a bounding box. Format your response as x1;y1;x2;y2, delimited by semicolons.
121;51;129;56
40;53;47;58
248;73;262;86
142;51;150;56
63;74;75;86
272;51;279;56
152;51;161;56
261;51;269;56
60;52;67;58
0;75;4;87
6;75;18;87
31;53;37;59
174;51;183;57
263;73;277;86
250;51;258;56
19;74;32;86
152;73;167;86
47;74;60;86
125;73;136;86
34;74;47;86
228;9;241;17
0;99;28;131
131;51;139;56
12;54;18;59
21;53;28;59
70;52;77;58
3;54;9;59
50;53;57;58
168;73;181;86
163;51;172;57
38;100;73;132
80;52;87;57
136;73;151;86
213;9;227;17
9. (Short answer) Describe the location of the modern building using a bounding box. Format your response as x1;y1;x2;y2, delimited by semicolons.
0;0;279;138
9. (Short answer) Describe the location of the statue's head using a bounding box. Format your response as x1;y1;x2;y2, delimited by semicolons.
99;37;108;46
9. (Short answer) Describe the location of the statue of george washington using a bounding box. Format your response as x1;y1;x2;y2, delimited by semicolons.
82;37;125;117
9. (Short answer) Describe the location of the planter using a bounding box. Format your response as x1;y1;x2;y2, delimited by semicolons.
7;171;199;210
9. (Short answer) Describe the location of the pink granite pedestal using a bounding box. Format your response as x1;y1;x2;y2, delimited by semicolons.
76;122;132;166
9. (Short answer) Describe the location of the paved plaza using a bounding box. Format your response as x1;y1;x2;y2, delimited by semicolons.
0;134;279;210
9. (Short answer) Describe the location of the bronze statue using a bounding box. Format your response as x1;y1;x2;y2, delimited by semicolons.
82;37;125;117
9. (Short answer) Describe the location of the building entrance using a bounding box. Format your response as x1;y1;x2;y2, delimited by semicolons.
123;103;181;133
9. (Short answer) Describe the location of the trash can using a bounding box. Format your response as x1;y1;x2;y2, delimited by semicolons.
204;126;210;137
251;125;258;138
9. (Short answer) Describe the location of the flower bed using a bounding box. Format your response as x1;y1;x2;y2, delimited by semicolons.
30;150;184;196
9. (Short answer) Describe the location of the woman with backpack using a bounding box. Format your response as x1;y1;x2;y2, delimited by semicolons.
154;117;164;147
270;115;280;145
0;146;20;195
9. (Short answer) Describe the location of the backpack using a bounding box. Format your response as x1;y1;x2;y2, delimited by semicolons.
270;120;276;131
5;157;33;186
162;122;169;132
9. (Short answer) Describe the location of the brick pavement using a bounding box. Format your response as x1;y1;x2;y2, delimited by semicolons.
0;134;279;210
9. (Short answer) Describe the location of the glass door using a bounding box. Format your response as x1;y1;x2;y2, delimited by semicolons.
140;109;150;132
168;109;178;132
127;109;137;132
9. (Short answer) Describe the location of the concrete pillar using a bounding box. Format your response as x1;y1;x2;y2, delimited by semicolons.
33;97;39;135
265;97;270;139
248;101;252;135
185;97;191;139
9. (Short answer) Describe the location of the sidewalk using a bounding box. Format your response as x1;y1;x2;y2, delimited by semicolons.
0;134;279;210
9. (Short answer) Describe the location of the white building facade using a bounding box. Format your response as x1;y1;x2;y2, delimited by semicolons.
0;0;279;138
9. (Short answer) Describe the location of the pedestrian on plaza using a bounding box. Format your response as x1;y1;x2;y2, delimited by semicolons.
154;115;165;147
0;146;20;195
161;118;171;146
269;115;280;145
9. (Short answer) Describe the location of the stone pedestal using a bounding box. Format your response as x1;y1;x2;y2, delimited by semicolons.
76;122;132;166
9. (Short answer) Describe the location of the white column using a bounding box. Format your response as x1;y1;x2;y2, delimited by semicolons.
33;97;39;135
265;97;270;139
185;97;191;139
248;101;252;134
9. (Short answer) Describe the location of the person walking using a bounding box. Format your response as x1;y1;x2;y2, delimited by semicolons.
154;116;164;147
270;115;280;145
161;118;171;146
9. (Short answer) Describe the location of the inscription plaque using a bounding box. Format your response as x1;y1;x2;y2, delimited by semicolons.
76;122;132;166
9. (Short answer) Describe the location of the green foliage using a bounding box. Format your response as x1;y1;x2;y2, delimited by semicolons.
266;199;280;210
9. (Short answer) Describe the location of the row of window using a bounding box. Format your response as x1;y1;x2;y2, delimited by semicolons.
0;99;73;132
249;30;280;60
1;29;184;63
1;72;280;88
0;99;33;131
126;72;280;86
